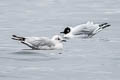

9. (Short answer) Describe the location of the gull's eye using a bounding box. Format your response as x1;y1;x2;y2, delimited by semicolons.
57;37;60;40
67;29;70;32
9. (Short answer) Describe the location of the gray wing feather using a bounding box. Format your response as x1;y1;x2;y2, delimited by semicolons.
26;37;55;48
73;26;92;35
73;24;98;35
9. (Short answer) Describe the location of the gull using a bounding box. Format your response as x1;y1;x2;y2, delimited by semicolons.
11;35;66;50
60;21;110;38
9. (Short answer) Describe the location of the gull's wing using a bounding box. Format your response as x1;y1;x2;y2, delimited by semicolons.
72;24;99;35
24;37;55;48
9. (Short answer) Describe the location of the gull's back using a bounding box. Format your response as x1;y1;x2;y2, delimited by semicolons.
25;37;55;49
72;23;99;35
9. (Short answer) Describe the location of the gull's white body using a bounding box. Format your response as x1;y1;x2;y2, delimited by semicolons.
12;35;64;50
63;21;109;38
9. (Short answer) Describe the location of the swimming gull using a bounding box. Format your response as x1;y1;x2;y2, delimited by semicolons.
12;35;66;50
60;21;110;38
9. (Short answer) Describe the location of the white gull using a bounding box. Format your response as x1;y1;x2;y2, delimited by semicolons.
60;21;110;38
12;35;66;50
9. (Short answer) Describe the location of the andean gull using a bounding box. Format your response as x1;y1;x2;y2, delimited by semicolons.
60;21;110;38
12;35;66;50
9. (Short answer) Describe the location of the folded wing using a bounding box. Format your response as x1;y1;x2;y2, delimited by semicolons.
72;23;99;35
24;37;55;49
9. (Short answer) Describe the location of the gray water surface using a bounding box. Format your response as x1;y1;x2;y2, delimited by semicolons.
0;0;120;80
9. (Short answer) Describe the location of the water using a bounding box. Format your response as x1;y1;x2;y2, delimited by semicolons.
0;0;120;80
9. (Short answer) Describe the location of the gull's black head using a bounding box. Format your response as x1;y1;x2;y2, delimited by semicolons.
60;27;71;34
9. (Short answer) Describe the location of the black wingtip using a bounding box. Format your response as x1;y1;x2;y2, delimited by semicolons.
102;24;111;29
107;24;111;27
99;23;108;27
12;35;17;37
11;38;17;40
